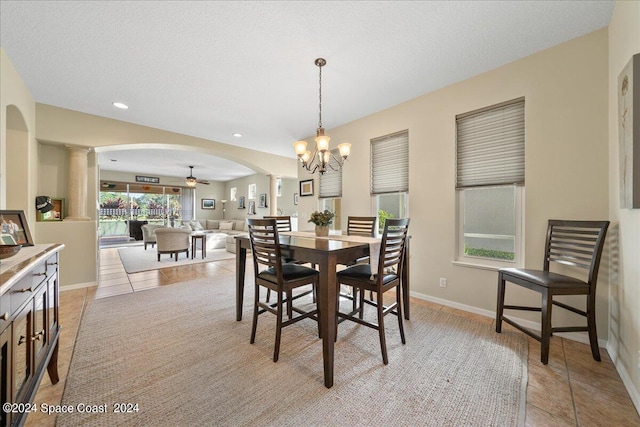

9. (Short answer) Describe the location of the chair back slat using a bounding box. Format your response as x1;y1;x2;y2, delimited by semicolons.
264;216;292;232
543;220;609;287
347;216;376;237
378;218;410;277
248;219;282;279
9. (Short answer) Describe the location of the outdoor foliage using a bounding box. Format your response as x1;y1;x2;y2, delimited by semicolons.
378;209;394;232
464;246;515;260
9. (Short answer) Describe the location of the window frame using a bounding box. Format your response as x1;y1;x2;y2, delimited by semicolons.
455;185;524;270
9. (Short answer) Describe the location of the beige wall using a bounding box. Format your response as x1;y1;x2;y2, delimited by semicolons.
299;29;610;338
222;174;298;220
608;0;640;409
1;48;38;225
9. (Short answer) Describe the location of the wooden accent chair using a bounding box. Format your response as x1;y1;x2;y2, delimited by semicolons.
336;218;410;365
154;228;191;261
496;220;609;364
247;219;320;362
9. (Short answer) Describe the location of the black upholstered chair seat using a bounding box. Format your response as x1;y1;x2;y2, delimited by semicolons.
259;264;320;282
500;268;588;290
337;264;398;286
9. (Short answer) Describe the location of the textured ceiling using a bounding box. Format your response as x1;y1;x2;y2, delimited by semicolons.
0;1;614;182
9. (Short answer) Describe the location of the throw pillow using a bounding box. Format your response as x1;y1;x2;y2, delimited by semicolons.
191;220;204;231
182;223;193;231
219;221;234;231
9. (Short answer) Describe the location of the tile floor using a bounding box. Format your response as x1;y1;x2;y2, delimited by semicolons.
24;247;640;426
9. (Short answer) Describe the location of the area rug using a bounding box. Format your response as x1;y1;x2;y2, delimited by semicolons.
117;245;235;273
58;276;528;427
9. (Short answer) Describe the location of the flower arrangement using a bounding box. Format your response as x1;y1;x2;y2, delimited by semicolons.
308;210;335;226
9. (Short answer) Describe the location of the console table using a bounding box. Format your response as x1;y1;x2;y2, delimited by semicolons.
0;243;64;427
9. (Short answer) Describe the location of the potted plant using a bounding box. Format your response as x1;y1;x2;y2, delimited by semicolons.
308;210;335;237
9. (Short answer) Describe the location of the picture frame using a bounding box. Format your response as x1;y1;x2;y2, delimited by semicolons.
259;193;268;208
248;201;256;215
294;193;299;205
238;196;245;209
619;53;640;208
1;210;34;246
300;179;314;196
201;198;215;210
230;187;237;201
248;183;257;200
277;178;282;197
38;198;64;221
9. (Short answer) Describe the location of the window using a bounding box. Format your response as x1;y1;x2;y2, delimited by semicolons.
456;98;524;266
371;130;408;234
319;149;343;230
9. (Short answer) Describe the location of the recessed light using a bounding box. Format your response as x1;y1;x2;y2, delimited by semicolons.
112;102;128;109
232;133;243;138
110;159;117;162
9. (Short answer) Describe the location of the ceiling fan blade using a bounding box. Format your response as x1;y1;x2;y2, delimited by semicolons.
197;180;210;185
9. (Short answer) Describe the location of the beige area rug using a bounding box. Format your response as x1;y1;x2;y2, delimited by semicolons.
58;276;528;427
117;245;235;273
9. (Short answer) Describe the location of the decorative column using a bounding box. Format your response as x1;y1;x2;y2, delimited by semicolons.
65;145;91;221
269;175;278;216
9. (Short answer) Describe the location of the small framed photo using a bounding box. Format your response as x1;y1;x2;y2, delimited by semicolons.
238;196;245;209
201;198;215;209
294;193;299;205
248;183;257;200
1;210;34;246
38;198;64;221
259;193;268;208
300;179;314;196
248;201;256;215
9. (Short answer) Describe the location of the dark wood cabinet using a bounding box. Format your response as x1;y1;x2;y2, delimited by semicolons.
0;244;63;427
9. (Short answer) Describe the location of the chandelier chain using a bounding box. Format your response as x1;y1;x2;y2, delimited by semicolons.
318;64;323;128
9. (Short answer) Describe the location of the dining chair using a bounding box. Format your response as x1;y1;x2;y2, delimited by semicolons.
264;215;292;232
263;215;313;308
247;218;320;362
336;218;410;365
340;216;377;310
496;219;609;364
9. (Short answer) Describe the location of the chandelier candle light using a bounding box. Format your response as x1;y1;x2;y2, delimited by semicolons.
293;58;351;175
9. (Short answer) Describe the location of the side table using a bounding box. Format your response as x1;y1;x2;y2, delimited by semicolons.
191;233;206;259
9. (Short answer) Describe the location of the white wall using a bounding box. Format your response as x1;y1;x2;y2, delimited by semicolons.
607;0;640;410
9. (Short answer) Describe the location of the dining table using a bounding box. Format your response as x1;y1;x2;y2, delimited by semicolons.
234;230;410;388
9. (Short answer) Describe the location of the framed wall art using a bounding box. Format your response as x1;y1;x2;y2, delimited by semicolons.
259;193;268;208
248;201;256;215
248;183;257;200
300;179;314;197
238;196;245;209
201;198;215;209
619;53;640;208
0;210;34;246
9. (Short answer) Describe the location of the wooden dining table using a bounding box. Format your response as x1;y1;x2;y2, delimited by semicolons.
234;231;410;388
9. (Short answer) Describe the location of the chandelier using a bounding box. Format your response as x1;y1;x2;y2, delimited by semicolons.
293;58;351;175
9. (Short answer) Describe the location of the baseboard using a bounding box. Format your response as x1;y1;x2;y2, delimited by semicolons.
606;342;640;416
60;281;97;291
409;291;607;348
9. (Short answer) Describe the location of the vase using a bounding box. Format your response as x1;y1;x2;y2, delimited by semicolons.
315;225;329;237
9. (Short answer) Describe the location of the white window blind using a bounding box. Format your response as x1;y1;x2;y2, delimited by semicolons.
371;130;409;194
182;188;194;220
319;149;342;198
456;98;525;188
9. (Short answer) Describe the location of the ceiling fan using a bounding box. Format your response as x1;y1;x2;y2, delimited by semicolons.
184;165;210;186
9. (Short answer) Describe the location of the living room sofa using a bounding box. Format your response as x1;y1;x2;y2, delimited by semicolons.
181;219;249;253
